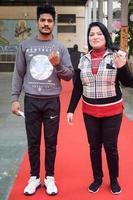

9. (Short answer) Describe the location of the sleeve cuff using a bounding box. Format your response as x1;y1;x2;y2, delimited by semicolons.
54;64;63;71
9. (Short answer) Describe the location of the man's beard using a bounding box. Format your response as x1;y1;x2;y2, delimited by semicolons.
39;29;52;35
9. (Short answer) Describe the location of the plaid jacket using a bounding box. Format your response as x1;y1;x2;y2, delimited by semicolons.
78;50;133;104
79;50;117;99
67;49;133;113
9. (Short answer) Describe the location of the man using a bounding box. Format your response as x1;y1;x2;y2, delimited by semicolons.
70;44;81;84
11;4;73;196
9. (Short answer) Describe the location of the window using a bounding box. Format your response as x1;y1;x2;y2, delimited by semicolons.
58;25;76;33
57;14;76;23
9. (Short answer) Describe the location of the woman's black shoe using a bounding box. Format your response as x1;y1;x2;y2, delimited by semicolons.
110;179;121;195
88;179;102;193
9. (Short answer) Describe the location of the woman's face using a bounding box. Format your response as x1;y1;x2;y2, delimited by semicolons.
88;26;106;50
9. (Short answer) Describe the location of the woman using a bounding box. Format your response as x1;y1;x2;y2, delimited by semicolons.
67;22;133;195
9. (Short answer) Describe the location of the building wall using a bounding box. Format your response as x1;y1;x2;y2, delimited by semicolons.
0;6;36;19
56;6;85;51
0;6;85;51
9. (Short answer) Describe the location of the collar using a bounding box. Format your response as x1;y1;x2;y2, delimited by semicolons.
84;49;113;60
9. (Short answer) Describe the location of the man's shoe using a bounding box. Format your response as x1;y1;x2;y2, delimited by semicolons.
88;179;102;193
111;179;121;195
44;176;58;195
24;176;41;196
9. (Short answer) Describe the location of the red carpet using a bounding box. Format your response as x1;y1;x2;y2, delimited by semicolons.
8;81;133;200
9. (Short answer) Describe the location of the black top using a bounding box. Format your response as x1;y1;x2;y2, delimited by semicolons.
70;50;81;70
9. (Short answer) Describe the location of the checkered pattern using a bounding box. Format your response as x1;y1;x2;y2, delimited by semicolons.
78;52;117;99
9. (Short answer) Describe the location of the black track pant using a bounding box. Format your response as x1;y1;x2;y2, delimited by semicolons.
83;113;123;181
24;95;60;177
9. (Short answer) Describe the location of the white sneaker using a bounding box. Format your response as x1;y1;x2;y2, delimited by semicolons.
44;176;58;195
24;176;41;195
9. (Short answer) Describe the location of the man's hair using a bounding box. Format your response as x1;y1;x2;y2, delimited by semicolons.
37;4;56;21
73;44;78;51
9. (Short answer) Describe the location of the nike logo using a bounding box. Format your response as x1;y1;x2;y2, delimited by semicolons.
50;115;58;119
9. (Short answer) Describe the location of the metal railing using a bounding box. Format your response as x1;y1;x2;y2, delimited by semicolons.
0;45;17;63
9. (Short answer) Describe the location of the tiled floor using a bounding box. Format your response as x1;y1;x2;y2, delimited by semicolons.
0;73;26;200
0;72;133;200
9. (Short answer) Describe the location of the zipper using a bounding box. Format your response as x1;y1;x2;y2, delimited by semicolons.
94;74;96;98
